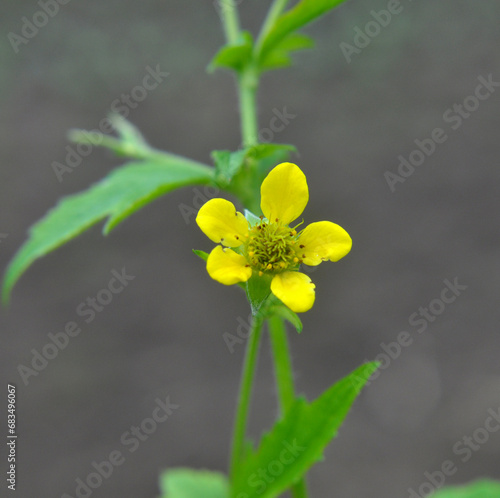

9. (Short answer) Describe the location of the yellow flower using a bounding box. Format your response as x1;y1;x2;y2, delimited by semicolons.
196;163;352;313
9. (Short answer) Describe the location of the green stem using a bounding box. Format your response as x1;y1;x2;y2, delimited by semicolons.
238;67;259;147
219;0;258;148
220;0;240;44
268;315;295;413
230;313;264;479
268;315;309;498
237;0;292;148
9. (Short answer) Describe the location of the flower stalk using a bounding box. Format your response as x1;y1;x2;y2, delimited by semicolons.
229;313;264;479
268;315;295;413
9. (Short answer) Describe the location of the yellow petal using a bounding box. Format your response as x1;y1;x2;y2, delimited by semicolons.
261;163;309;225
206;246;252;285
299;221;352;266
196;198;249;247
270;271;315;313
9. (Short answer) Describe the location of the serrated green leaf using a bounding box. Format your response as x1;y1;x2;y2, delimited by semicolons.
430;479;500;498
3;158;214;303
258;0;348;63
232;362;379;498
209;31;253;73
260;33;315;72
159;468;229;498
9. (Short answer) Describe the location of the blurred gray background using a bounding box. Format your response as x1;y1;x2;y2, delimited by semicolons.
1;1;500;497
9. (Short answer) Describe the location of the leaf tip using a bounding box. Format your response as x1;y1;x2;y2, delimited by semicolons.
2;263;20;308
102;220;115;236
1;285;11;308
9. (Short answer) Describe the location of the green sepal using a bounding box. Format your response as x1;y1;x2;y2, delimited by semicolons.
193;249;209;262
245;272;273;315
159;468;229;498
430;480;500;498
231;362;380;497
267;302;303;333
244;209;262;227
243;290;303;333
212;149;247;188
208;31;253;73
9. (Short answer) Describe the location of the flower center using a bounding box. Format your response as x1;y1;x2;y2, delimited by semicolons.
245;219;301;273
